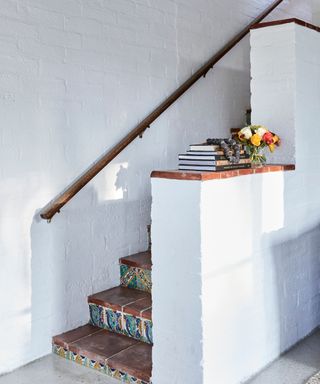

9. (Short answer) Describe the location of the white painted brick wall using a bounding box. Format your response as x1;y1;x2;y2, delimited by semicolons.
152;22;320;379
251;23;297;164
0;0;313;375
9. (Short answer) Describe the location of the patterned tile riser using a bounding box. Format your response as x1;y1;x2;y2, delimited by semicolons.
120;265;152;293
53;345;150;384
89;303;153;344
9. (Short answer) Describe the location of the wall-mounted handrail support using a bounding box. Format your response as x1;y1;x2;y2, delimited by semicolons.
40;0;284;221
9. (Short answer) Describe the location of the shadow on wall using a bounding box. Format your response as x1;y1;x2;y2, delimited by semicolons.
223;170;320;383
271;224;320;358
254;169;320;373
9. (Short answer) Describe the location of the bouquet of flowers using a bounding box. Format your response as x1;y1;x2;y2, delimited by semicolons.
238;125;280;165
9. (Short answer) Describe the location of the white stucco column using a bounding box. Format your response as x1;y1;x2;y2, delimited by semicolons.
251;19;320;166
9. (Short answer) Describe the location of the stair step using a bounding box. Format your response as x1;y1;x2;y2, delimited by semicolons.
53;325;152;384
120;251;152;270
120;251;152;293
88;286;152;344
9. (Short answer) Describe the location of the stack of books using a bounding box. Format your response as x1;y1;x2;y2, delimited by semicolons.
178;143;252;172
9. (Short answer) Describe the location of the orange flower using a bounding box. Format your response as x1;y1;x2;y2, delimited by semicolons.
273;135;280;146
251;133;261;147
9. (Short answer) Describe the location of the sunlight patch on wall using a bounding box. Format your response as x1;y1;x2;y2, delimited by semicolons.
97;162;129;201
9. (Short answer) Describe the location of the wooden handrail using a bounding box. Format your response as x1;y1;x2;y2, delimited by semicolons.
40;0;284;221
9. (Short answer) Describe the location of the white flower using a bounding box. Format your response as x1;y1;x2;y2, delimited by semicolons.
240;126;252;139
256;126;267;138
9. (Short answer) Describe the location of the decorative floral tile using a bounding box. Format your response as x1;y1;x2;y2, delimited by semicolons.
53;344;150;384
70;350;106;373
120;265;152;293
88;303;153;344
122;313;142;340
89;303;104;328
136;269;152;293
120;264;138;289
106;366;149;384
141;319;153;345
104;307;122;333
53;344;69;359
106;366;129;381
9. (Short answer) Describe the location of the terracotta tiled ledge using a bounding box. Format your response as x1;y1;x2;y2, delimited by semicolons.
251;18;320;33
151;164;295;181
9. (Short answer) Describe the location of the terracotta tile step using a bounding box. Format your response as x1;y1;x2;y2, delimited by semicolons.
89;286;152;318
88;286;152;344
53;324;152;384
119;251;152;270
120;252;152;293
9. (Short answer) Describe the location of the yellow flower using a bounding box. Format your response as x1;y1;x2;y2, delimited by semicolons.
251;133;261;147
269;143;275;152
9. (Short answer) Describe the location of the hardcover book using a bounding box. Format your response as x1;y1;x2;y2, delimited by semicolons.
178;163;252;172
178;159;251;166
179;153;249;161
189;144;222;151
189;144;244;152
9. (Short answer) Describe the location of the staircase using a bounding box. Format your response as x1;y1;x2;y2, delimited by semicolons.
52;251;152;384
43;3;286;383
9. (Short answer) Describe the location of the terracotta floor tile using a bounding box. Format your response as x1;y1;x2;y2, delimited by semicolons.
107;342;152;382
53;324;102;349
68;329;139;365
123;296;152;319
88;286;148;311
